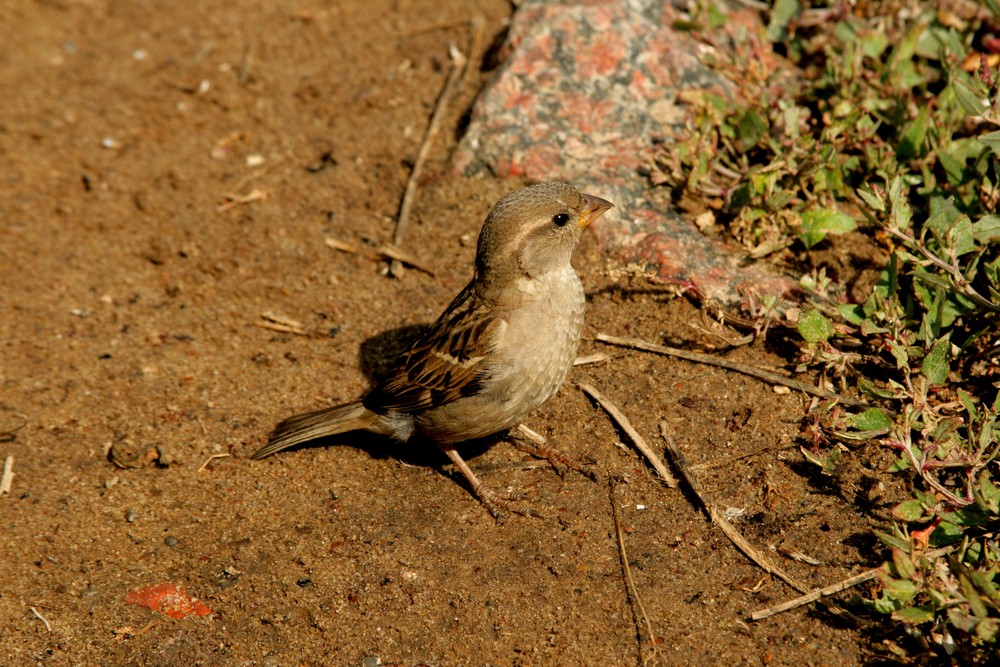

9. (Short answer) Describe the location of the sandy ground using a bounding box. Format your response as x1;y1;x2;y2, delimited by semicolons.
1;1;904;664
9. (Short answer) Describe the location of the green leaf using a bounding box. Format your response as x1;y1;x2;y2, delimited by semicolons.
986;0;1000;18
735;109;768;153
892;546;917;579
875;529;911;552
897;106;929;161
948;216;976;256
940;506;989;527
851;408;893;431
857;185;885;213
965;568;1000;604
980;130;1000;158
799;208;858;248
887;21;924;86
972;215;1000;244
892;605;935;624
938;151;965;186
860;31;889;59
976;474;1000;514
858;377;896;400
976;618;1000;642
800;446;840;475
921;339;950;386
766;0;800;42
960;573;990;619
953;80;986;116
892;499;926;521
797;309;834;343
949;608;980;632
887;340;909;369
957;390;978;420
930;519;966;546
883;575;918;603
837;303;865;325
888;454;910;472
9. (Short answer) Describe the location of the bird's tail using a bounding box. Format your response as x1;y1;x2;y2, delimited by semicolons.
250;401;381;459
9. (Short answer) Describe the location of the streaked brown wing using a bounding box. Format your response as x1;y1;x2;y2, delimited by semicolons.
364;283;502;414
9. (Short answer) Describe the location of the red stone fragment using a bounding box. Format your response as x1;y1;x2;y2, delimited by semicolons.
124;583;213;619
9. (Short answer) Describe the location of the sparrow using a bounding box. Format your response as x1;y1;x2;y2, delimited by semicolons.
251;182;613;518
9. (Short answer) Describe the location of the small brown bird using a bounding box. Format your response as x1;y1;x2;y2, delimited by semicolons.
251;182;613;517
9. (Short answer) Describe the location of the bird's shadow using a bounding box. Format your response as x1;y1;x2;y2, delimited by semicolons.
266;324;503;469
356;323;428;382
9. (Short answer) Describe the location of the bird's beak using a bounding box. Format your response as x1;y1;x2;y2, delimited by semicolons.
578;194;614;229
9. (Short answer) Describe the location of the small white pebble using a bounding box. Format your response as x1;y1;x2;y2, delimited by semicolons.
635;504;647;511
132;49;148;61
101;136;121;150
723;506;746;521
197;79;211;95
246;154;265;167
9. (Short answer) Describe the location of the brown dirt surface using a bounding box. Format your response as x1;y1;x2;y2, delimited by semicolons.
1;2;905;665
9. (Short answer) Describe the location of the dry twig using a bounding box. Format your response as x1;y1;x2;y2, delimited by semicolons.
595;333;867;407
198;453;230;473
578;383;677;487
217;187;268;212
0;455;13;495
325;238;434;275
30;606;51;632
659;424;865;624
609;478;661;665
257;312;309;336
573;352;610;366
390;43;469;277
751;545;955;620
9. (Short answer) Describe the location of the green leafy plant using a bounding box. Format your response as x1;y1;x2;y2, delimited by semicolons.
661;0;1000;660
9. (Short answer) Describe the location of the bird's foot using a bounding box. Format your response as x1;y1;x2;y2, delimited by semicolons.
512;424;597;481
438;442;541;522
475;484;543;523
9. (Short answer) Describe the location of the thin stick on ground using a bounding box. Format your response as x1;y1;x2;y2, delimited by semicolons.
578;383;677;487
324;238;435;275
198;453;230;473
659;424;866;624
751;545;955;620
389;43;469;277
30;606;51;632
595;333;868;408
0;455;13;495
609;478;661;666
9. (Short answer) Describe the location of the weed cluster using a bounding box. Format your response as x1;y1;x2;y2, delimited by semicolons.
659;0;1000;659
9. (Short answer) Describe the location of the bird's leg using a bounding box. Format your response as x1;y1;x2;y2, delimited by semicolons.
512;424;597;480
437;443;540;521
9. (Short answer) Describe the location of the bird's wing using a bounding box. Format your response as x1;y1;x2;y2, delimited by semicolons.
364;283;504;413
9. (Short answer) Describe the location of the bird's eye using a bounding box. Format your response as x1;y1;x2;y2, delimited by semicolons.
552;213;571;227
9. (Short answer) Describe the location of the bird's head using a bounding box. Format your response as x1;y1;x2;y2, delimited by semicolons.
475;182;613;283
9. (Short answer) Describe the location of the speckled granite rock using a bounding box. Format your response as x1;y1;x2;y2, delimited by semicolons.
454;0;800;309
